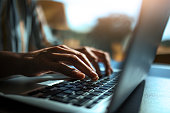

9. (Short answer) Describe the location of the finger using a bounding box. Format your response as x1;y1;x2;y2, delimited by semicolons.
92;50;113;75
89;47;113;75
59;46;95;71
46;62;86;80
48;53;99;81
46;46;95;71
78;47;102;76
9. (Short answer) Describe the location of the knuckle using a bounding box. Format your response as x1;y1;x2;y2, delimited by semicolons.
103;52;109;57
81;53;87;58
92;57;98;62
82;47;88;52
60;45;68;48
77;52;85;57
83;46;88;49
71;55;78;60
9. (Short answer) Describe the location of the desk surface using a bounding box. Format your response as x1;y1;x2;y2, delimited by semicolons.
139;76;170;113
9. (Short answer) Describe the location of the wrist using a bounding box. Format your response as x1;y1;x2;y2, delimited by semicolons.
0;52;26;77
19;53;35;76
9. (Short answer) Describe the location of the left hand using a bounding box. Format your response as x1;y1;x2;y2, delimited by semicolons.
75;46;113;76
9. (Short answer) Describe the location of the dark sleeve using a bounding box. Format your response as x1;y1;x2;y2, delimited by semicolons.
0;0;18;52
28;1;61;51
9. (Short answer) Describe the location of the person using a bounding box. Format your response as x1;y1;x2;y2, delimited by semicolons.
0;0;113;81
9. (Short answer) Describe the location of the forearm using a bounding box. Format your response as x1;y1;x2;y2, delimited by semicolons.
0;51;26;78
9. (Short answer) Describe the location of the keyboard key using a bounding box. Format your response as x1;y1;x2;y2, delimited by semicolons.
59;87;68;91
65;85;74;88
50;97;69;103
95;82;104;86
104;84;113;87
62;81;70;85
100;79;108;83
74;82;81;85
73;98;91;106
91;92;102;96
86;86;94;90
82;89;91;93
99;87;108;91
76;84;83;88
95;89;105;93
76;91;84;95
82;82;89;86
99;95;109;99
49;87;60;92
104;92;113;96
86;81;94;84
68;94;79;99
107;82;116;85
53;83;64;87
82;86;88;90
70;99;78;104
71;87;81;91
64;90;75;94
103;84;112;89
104;77;110;81
56;93;67;98
86;102;97;108
84;94;96;99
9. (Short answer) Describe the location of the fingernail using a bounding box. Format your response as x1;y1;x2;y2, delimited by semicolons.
92;76;99;81
73;70;85;79
90;71;99;81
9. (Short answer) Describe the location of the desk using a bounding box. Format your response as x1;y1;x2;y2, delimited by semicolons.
139;64;170;113
139;76;170;113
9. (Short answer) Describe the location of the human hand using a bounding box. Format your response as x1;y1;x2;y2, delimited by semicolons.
76;46;113;76
21;45;112;81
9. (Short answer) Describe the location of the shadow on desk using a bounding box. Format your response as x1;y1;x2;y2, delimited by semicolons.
116;80;145;113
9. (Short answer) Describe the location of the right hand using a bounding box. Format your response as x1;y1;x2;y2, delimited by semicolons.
21;45;99;81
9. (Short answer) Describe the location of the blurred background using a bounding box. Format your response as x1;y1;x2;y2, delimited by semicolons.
37;0;170;63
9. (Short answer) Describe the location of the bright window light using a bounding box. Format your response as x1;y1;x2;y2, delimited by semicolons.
55;0;142;32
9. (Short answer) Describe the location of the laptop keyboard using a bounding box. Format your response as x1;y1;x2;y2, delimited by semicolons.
26;72;119;108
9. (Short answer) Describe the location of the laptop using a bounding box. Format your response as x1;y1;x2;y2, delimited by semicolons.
0;0;169;112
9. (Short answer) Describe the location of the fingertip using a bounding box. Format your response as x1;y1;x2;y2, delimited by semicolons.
90;71;99;81
77;73;86;80
73;70;86;80
80;73;86;80
92;76;99;81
